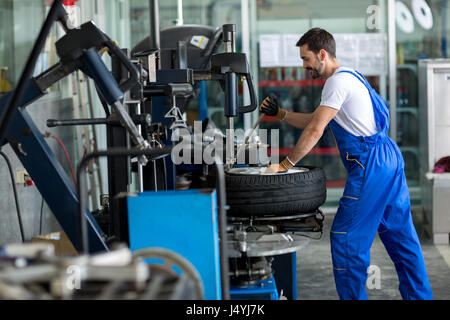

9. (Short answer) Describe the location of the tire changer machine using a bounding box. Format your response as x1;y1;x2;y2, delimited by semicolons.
0;0;324;300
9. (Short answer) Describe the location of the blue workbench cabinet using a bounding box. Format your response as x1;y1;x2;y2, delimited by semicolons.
127;189;222;300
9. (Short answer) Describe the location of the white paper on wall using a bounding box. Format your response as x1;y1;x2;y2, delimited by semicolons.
282;34;303;67
355;33;387;75
259;33;387;76
259;34;282;67
334;34;360;71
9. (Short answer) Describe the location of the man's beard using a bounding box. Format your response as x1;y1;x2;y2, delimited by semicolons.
306;68;321;79
310;69;321;79
308;60;324;79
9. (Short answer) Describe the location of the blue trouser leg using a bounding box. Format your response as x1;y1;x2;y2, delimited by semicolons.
328;69;432;300
331;188;383;300
330;161;380;300
331;141;433;300
378;174;433;300
330;142;388;300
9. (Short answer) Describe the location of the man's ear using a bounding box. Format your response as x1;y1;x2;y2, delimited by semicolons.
319;49;327;61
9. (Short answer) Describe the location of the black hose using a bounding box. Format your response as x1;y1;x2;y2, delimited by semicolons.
214;158;230;300
0;151;25;242
77;146;173;254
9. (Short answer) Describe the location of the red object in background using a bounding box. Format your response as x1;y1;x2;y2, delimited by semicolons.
44;0;79;6
63;0;79;5
326;180;346;188
259;79;325;88
24;175;34;186
268;147;340;156
433;156;450;173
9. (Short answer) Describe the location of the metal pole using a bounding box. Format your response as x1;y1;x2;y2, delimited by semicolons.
249;0;259;119
176;0;184;26
223;24;237;167
214;157;230;300
149;0;161;69
388;0;397;141
378;0;388;101
442;0;448;58
137;103;144;192
241;0;252;133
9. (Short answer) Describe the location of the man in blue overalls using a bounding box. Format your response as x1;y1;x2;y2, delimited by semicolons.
263;28;433;300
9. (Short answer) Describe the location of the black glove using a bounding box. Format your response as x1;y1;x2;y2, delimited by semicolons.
259;93;279;116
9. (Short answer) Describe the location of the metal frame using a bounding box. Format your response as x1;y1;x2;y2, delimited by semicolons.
388;0;397;141
0;80;107;252
0;2;146;253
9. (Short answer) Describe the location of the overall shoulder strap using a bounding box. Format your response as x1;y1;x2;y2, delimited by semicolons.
337;70;390;134
336;70;371;90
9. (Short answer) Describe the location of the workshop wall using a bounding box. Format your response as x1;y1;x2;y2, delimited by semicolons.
0;1;89;244
0;0;59;245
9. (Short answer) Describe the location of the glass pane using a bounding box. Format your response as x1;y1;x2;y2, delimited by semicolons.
253;0;388;205
0;0;46;94
395;0;449;189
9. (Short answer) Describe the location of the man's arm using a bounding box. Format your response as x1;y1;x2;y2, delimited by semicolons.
259;94;314;129
266;105;338;173
284;111;315;130
288;105;338;163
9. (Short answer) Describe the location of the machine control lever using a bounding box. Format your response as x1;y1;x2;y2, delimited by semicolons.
210;52;258;115
47;114;152;128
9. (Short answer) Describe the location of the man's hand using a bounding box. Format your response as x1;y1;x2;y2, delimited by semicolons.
264;164;284;174
264;163;281;173
260;93;287;120
264;158;294;174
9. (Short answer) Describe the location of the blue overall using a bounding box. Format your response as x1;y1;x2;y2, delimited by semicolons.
328;70;433;300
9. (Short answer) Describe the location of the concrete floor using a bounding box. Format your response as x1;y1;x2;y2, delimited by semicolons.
296;208;450;300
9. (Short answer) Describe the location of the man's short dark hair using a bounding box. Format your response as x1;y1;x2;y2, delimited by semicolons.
296;28;336;58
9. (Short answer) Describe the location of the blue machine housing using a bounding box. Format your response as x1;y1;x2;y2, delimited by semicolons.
127;189;222;300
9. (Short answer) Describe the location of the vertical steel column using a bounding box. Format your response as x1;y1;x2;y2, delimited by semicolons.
378;0;388;101
176;0;184;26
442;0;448;58
388;0;397;141
149;0;161;69
241;0;252;132
249;0;259;123
223;24;237;167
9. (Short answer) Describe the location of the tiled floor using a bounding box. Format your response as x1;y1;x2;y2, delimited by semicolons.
296;209;450;300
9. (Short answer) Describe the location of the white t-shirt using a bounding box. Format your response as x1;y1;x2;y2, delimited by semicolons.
320;67;378;137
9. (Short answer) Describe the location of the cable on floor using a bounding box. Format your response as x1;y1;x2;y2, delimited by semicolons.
292;231;323;240
0;151;25;242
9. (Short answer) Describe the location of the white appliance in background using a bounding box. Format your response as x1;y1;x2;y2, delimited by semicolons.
418;59;450;244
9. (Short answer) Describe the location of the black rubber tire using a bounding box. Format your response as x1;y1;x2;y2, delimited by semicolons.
208;166;327;217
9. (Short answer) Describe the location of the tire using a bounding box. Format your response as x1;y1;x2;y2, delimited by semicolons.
208;166;327;217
